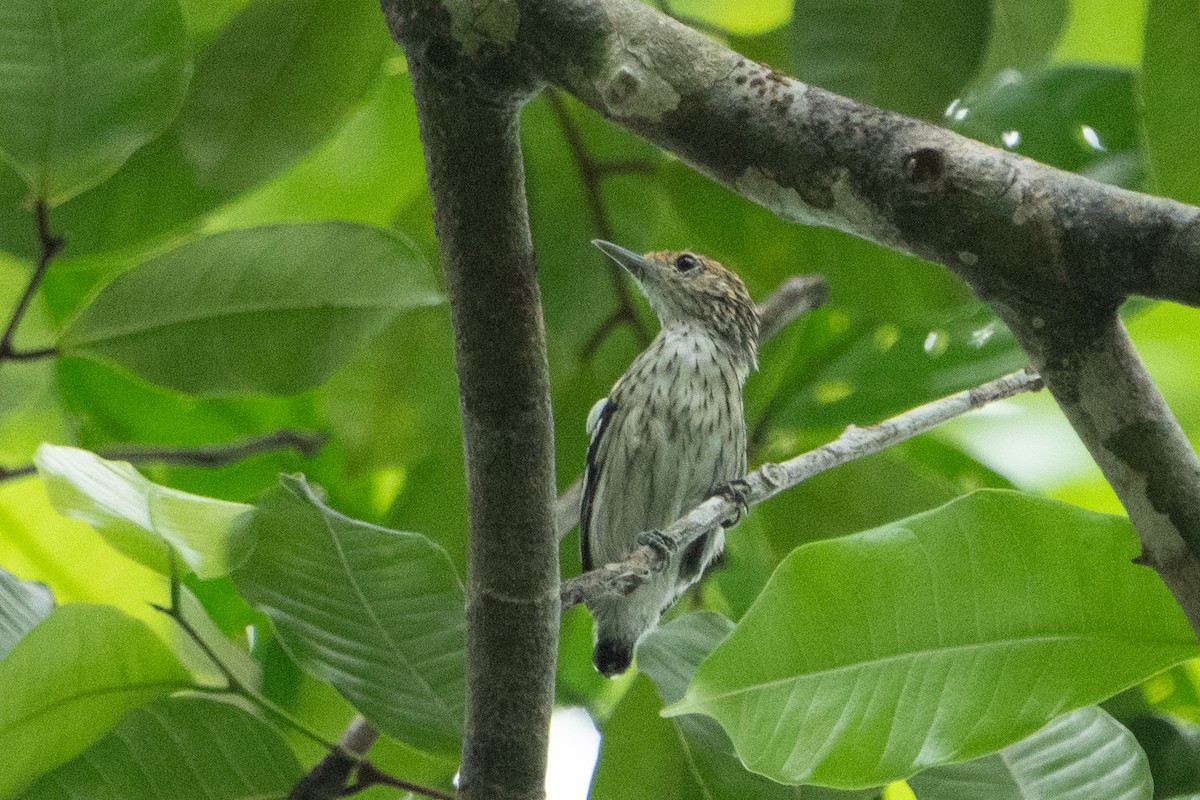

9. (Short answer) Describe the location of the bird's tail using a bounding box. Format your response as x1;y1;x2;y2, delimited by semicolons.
593;637;636;677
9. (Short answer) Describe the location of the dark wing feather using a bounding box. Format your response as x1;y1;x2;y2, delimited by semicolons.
579;398;617;572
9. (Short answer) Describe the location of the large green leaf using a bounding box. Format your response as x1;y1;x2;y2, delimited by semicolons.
207;70;427;230
1142;0;1200;206
231;474;467;753
0;0;190;205
588;614;870;800
668;490;1199;788
791;0;992;119
34;444;252;578
177;0;392;195
0;604;192;798
58;222;440;395
640;613;870;799
908;706;1152;799
16;695;301;800
0;566;53;660
29;0;393;258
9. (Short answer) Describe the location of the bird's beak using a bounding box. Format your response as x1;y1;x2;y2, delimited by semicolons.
592;239;653;281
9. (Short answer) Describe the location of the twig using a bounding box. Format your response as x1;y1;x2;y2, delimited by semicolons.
544;90;653;357
0;428;327;484
756;274;829;342
150;553;334;750
555;272;828;537
343;762;456;800
287;717;378;800
561;368;1044;609
0;201;63;364
152;556;452;800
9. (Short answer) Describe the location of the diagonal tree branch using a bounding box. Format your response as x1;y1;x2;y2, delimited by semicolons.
562;369;1044;609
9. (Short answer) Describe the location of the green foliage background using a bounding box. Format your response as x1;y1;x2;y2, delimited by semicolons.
2;0;1200;798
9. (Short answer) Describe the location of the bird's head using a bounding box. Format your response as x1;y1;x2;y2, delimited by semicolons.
593;239;759;366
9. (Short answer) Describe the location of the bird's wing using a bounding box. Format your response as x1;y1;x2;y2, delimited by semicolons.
580;397;617;572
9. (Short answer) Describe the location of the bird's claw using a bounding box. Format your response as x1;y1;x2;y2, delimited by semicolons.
636;529;673;572
712;478;752;528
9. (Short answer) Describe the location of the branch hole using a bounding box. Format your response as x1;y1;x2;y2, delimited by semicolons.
903;147;945;188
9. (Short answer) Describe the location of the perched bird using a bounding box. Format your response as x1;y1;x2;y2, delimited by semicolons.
581;240;760;676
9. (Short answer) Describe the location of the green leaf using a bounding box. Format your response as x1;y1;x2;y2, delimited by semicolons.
58;222;441;396
207;70;427;230
34;444;253;579
791;0;991;119
908;706;1152;800
33;0;393;258
16;695;301;799
641;613;735;706
668;490;1199;788
589;674;691;800
231;474;467;753
0;604;192;798
0;566;53;660
950;65;1141;182
975;0;1068;83
670;0;792;35
177;0;394;195
0;0;190;205
639;613;814;799
1142;0;1200;205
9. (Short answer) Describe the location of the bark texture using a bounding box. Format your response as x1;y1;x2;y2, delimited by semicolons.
383;4;558;798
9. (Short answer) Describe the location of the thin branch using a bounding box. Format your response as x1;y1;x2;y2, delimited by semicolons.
756;274;829;342
287;717;379;800
343;762;456;800
151;554;334;751
0;201;63;364
0;428;327;484
151;560;452;800
544;90;653;358
561;369;1044;609
556;271;828;538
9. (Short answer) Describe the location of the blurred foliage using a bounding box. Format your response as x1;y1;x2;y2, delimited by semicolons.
0;0;1198;798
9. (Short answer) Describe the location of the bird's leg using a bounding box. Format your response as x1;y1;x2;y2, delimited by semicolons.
636;529;674;572
711;478;752;528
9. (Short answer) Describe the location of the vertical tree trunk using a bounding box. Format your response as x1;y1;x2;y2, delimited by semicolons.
393;8;561;795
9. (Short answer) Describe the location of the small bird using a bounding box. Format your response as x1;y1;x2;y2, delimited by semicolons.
581;240;760;676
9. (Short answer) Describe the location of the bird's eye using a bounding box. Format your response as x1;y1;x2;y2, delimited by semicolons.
674;253;699;273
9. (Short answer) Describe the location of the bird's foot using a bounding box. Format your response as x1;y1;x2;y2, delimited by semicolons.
711;478;752;528
636;529;674;572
